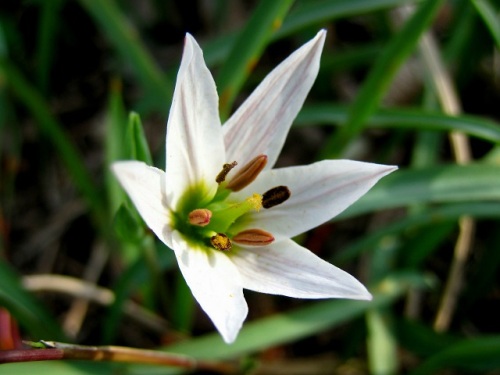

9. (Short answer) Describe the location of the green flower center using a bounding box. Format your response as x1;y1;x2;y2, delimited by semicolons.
171;155;290;251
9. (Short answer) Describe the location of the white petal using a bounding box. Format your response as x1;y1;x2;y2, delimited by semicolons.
171;231;248;344
111;161;173;248
165;34;225;210
222;30;326;169
232;239;371;299
232;160;397;240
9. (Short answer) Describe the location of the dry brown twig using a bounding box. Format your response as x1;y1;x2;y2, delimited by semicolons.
22;274;169;334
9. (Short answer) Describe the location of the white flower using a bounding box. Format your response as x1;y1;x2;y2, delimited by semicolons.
112;30;397;344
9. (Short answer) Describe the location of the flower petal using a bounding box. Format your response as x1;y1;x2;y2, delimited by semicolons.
165;34;225;210
232;239;371;299
171;231;248;344
232;160;397;240
112;161;173;248
222;30;326;169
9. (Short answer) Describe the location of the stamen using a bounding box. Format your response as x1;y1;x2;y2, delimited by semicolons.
188;209;212;226
262;186;291;208
216;161;237;184
233;229;274;246
210;233;232;251
226;155;268;192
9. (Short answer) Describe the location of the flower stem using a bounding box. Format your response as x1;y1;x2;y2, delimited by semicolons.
0;341;238;374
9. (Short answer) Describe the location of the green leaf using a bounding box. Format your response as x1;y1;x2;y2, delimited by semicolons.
336;202;500;263
339;164;500;219
0;361;119;375
112;205;144;244
367;309;398;375
296;104;500;144
0;59;106;228
35;0;64;93
217;0;294;118
126;112;153;165
276;0;420;38
408;336;500;374
102;242;176;344
471;0;500;49
105;79;128;214
171;271;195;334
77;0;172;113
125;272;429;375
396;318;458;358
0;261;65;340
322;0;445;157
202;0;422;68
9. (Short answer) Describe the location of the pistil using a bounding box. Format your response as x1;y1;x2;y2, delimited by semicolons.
207;194;262;233
188;208;212;226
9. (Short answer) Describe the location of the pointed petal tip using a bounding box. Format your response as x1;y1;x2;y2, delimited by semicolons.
221;329;239;344
337;280;373;301
357;288;373;301
384;164;399;175
184;32;196;44
181;33;203;58
216;301;247;344
309;29;326;50
171;233;247;345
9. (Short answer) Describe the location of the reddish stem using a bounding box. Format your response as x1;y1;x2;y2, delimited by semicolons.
0;349;64;363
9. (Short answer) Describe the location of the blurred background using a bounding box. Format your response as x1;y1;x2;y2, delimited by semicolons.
1;0;500;374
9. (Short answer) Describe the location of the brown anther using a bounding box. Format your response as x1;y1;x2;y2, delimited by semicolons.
210;233;232;251
216;161;237;184
232;229;274;246
262;186;291;209
188;209;212;226
226;155;268;192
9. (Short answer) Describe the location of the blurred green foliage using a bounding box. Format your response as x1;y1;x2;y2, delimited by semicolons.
0;0;499;374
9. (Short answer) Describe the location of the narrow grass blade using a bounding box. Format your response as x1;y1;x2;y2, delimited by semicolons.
77;0;172;112
126;112;153;165
408;336;500;375
120;272;429;375
296;104;500;144
339;164;500;219
0;261;65;340
367;309;398;375
471;0;500;49
202;0;420;67
321;0;444;158
105;79;128;214
0;59;106;227
396;318;458;357
35;0;64;93
217;0;294;118
335;202;500;263
160;273;425;359
276;0;418;38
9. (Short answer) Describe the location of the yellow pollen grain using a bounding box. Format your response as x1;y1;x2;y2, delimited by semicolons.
247;193;263;212
211;233;232;251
